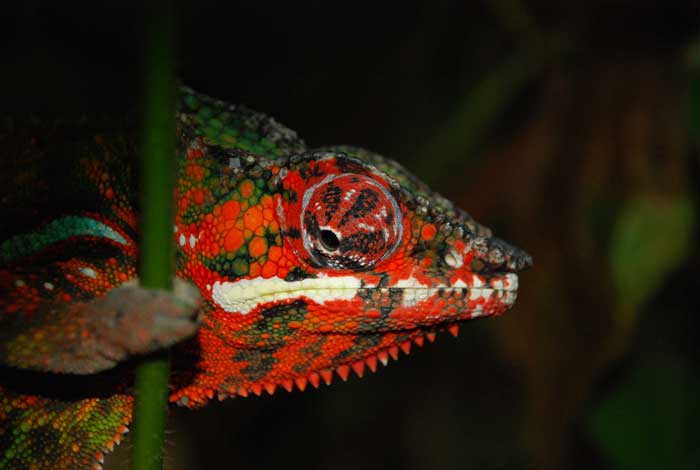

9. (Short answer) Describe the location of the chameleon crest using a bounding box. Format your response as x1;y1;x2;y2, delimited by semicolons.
0;87;531;468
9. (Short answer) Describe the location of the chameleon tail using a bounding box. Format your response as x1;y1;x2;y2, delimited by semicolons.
0;369;133;470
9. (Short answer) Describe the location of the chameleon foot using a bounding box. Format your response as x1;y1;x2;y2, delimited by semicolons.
87;278;202;370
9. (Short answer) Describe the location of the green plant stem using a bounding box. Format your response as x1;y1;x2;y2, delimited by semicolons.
131;1;176;469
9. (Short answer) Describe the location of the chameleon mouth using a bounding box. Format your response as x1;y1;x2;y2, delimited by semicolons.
210;272;518;317
176;273;520;405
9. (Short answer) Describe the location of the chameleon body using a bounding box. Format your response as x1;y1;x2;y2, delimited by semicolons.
0;87;531;469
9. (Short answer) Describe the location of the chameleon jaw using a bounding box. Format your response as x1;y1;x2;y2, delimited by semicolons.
175;274;520;406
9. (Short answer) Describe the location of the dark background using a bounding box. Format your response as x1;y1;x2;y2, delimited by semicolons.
3;1;699;469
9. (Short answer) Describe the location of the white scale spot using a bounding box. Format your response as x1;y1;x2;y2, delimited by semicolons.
79;267;98;279
189;234;197;248
444;248;464;269
43;282;54;290
179;234;186;246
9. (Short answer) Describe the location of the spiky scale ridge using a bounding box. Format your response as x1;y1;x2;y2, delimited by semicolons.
294;377;308;392
0;86;530;469
351;361;365;378
365;355;378;372
389;346;400;361
308;373;321;389
336;365;350;381
320;370;334;386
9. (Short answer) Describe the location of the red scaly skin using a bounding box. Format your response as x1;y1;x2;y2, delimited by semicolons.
0;87;531;469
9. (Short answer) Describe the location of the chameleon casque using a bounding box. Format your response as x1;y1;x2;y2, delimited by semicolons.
0;87;531;469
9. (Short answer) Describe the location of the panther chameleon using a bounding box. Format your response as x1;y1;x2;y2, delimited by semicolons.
0;86;531;469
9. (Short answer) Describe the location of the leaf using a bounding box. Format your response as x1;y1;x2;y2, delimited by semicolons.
608;194;693;326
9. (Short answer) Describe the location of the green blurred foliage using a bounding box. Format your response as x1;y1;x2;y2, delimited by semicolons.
609;195;693;327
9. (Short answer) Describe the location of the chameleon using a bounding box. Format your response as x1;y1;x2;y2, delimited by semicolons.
0;86;531;469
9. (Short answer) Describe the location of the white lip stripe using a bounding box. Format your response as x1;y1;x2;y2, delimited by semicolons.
211;273;519;315
212;275;362;314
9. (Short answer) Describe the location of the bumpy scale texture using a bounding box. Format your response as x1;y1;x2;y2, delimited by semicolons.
0;87;531;469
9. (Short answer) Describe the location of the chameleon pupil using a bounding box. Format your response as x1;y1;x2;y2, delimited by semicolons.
320;229;340;251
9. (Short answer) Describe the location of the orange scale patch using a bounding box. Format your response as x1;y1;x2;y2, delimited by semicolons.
240;180;255;198
248;237;268;258
193;189;205;205
208;242;220;257
192;165;205;181
261;261;278;278
249;262;261;277
223;230;245;253
268;246;282;262
243;206;263;230
221;200;240;220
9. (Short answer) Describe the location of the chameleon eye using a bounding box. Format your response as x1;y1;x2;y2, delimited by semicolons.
301;173;403;270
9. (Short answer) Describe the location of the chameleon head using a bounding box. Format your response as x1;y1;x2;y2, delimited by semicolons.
172;146;531;404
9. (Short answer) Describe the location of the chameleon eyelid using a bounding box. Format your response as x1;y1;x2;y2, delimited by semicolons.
299;173;403;269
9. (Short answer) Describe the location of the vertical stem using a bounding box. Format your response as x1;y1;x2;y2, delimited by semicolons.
131;1;176;469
